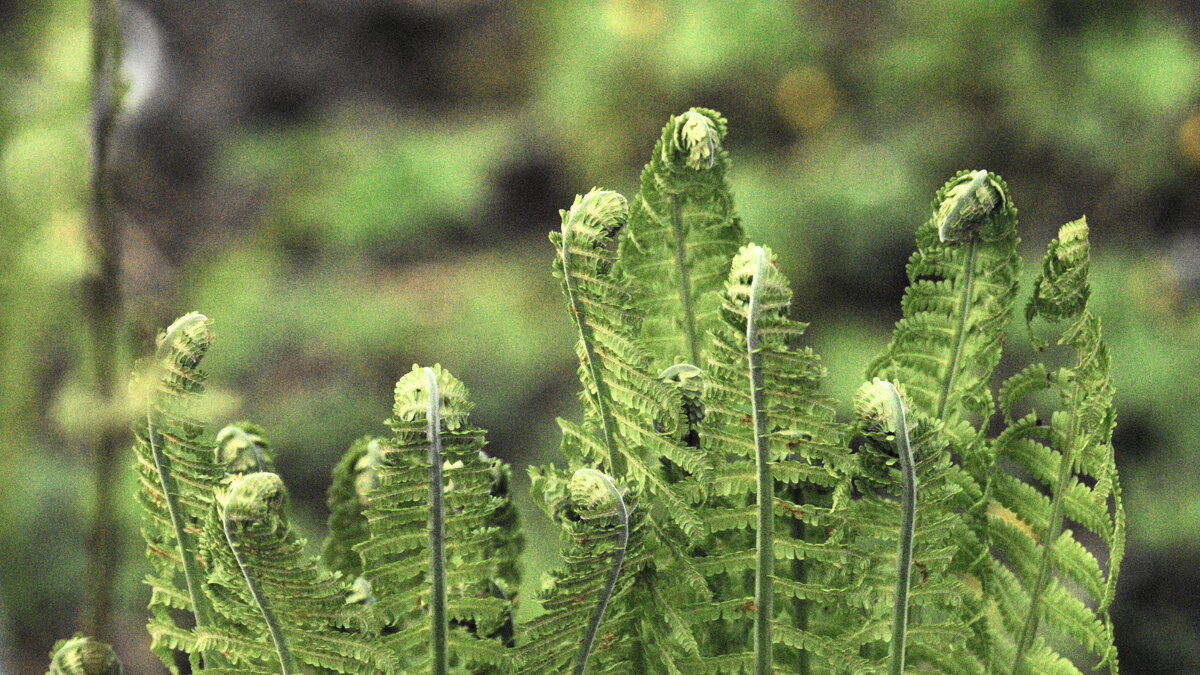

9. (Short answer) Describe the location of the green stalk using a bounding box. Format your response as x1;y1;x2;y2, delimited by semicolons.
221;508;297;674
746;245;774;675
559;218;625;476
885;382;917;675
1011;381;1081;674
424;367;449;675
669;193;700;365
572;469;630;675
81;0;126;641
936;237;977;423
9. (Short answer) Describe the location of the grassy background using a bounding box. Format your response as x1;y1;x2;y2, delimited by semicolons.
2;1;1199;672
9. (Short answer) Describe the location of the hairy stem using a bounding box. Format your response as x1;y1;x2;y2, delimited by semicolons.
746;245;774;675
1011;381;1081;674
886;383;917;675
559;226;625;476
221;513;297;674
573;470;630;675
424;367;449;675
669;193;700;365
81;0;125;640
937;238;978;423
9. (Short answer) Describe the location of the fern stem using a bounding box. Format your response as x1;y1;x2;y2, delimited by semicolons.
746;245;774;675
560;222;625;476
146;410;214;632
936;238;978;423
669;193;700;364
220;509;297;674
424;366;450;675
790;484;809;675
572;470;630;675
1011;381;1081;674
886;383;917;675
81;0;125;641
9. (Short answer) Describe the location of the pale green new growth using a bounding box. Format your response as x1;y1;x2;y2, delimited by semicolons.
47;635;122;675
84;109;1125;675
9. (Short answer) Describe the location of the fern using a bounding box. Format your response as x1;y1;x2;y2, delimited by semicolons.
321;436;381;580
990;218;1125;673
354;365;519;672
614;107;744;369
47;635;122;675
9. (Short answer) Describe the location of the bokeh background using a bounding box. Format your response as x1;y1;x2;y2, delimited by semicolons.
2;0;1199;672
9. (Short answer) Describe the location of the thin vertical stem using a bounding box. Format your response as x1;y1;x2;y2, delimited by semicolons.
572;469;630;675
887;383;917;675
82;0;126;641
424;367;449;675
669;193;700;365
747;246;773;675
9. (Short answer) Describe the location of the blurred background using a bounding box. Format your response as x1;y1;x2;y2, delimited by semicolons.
2;0;1199;672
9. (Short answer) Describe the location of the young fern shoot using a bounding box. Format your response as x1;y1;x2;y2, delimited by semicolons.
47;635;122;675
569;469;632;675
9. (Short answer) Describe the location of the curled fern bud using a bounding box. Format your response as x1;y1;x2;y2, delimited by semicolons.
669;108;723;170
353;438;384;504
1028;217;1091;324
47;635;121;675
391;363;473;433
563;188;629;242
569;468;625;519
346;576;376;606
215;423;274;475
855;378;910;435
936;169;1006;243
154;311;211;367
221;472;287;529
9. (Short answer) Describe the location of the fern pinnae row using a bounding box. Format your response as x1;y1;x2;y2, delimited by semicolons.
744;244;774;675
47;635;122;675
422;365;450;675
570;469;631;675
218;472;299;675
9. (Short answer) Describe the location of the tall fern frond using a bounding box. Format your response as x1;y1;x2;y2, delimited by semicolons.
615;108;745;369
551;188;710;536
690;244;855;673
355;365;519;672
322;436;381;580
198;469;397;674
130;312;223;670
991;218;1124;674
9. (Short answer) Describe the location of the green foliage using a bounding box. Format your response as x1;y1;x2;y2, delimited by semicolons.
47;108;1127;675
47;635;122;675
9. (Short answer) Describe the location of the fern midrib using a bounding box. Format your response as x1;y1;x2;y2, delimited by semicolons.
424;366;450;675
888;384;917;675
572;470;630;675
669;193;701;365
746;246;773;675
937;237;978;423
146;408;214;631
1010;377;1082;674
559;240;625;477
221;512;298;674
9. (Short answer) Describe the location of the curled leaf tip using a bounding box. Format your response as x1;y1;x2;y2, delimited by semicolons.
353;439;384;504
48;635;122;675
936;169;1005;243
672;109;722;170
1028;217;1091;324
215;423;273;475
346;576;376;606
854;378;909;434
222;472;287;527
154;311;211;364
569;468;623;517
564;188;629;241
391;364;472;430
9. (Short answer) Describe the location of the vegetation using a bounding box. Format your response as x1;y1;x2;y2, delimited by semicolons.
52;109;1123;674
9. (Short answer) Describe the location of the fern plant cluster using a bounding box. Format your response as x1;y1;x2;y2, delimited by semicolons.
52;108;1123;674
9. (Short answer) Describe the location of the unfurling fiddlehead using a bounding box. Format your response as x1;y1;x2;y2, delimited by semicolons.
47;635;122;675
569;469;631;675
856;379;917;675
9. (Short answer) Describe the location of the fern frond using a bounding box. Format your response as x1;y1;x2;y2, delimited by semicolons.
215;423;275;475
356;365;518;672
131;312;223;671
615;108;745;369
199;468;396;675
992;218;1124;674
551;188;710;535
47;635;122;675
322;436;381;580
693;244;856;671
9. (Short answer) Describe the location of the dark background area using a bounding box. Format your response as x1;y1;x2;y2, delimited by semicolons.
2;0;1199;672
